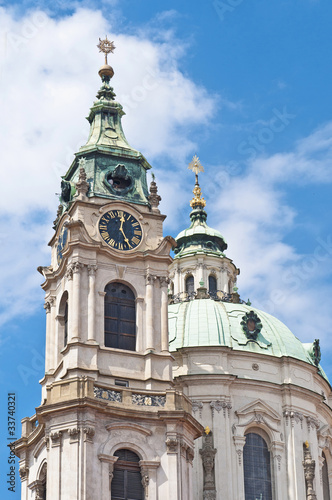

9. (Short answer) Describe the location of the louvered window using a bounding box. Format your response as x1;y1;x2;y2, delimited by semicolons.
104;283;136;351
112;449;143;500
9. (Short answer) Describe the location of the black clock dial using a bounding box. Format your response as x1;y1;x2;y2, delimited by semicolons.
99;209;142;251
57;226;68;265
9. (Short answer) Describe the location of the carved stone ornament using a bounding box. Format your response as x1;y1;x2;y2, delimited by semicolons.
192;400;204;418
148;173;161;212
19;466;29;481
309;339;321;367
200;430;217;500
166;436;178;453
141;467;150;498
306;416;320;433
283;410;304;428
50;430;62;446
43;296;55;313
240;310;262;340
303;443;317;500
210;400;232;417
83;426;95;442
87;264;98;276
75;162;90;197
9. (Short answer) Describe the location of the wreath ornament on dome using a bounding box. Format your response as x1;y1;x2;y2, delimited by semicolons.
240;310;262;341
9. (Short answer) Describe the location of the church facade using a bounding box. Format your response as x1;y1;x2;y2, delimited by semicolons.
13;38;332;500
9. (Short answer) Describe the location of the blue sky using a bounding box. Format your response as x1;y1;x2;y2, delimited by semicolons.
1;0;332;497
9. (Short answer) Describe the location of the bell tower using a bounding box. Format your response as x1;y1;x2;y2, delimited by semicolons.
14;38;202;500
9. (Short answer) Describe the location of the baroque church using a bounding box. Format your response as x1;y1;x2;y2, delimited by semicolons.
13;37;332;500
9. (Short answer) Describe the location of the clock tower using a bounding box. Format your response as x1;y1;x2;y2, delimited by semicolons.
14;38;202;500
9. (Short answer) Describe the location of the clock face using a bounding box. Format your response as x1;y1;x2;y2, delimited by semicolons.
57;225;68;265
99;209;142;251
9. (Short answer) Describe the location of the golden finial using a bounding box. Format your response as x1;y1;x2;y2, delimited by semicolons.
304;440;309;449
204;426;211;435
188;155;206;210
97;36;116;65
188;154;204;176
97;36;116;80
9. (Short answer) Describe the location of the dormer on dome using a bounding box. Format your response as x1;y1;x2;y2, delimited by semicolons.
169;156;239;300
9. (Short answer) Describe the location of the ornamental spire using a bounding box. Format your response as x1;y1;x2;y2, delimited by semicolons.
188;155;206;210
97;36;116;81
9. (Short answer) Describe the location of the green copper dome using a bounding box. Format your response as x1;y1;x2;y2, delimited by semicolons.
174;208;227;259
168;299;327;379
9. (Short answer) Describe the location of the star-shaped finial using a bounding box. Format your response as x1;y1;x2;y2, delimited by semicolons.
78;157;86;168
97;36;116;65
188;154;204;176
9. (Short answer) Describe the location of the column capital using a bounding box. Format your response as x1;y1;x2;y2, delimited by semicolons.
87;264;98;276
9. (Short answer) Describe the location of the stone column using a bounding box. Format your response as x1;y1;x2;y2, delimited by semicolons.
71;262;83;341
136;297;144;351
44;296;55;372
98;455;118;499
48;431;62;499
160;277;169;352
233;435;246;500
139;461;160;500
87;265;97;343
145;274;155;351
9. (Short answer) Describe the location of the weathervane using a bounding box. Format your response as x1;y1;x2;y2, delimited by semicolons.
97;36;116;65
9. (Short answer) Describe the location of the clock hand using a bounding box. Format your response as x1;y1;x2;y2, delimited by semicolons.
119;215;132;247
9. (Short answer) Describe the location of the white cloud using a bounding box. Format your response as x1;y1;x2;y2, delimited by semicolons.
206;126;332;349
0;7;217;328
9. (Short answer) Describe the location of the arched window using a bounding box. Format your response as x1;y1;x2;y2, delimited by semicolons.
64;302;68;347
323;452;331;500
58;291;69;348
243;432;273;500
38;463;47;500
208;275;217;293
185;275;194;294
105;283;136;351
112;449;143;500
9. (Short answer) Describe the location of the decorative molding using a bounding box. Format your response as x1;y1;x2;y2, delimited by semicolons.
180;440;195;464
83;427;95;443
146;273;157;285
132;393;166;407
192;400;204;418
210;400;232;418
43;296;55;313
19;466;29;481
166;436;178;453
306;416;320;433
233;436;246;466
283;410;304;428
50;431;62;447
115;264;126;279
141;467;150;497
94;386;122;403
87;264;98;276
68;427;80;443
159;276;170;287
